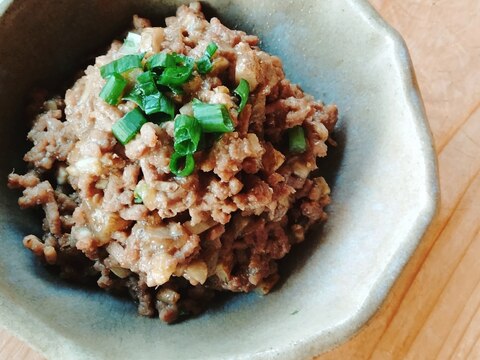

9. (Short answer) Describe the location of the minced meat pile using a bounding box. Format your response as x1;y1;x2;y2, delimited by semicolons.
8;2;337;323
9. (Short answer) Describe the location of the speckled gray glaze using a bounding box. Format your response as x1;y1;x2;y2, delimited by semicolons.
0;0;439;359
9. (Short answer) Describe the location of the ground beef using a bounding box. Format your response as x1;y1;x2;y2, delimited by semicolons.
8;2;337;323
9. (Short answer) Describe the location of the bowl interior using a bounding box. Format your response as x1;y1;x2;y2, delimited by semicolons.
0;0;437;359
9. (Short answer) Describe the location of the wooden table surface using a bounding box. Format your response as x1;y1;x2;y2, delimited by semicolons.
2;0;480;359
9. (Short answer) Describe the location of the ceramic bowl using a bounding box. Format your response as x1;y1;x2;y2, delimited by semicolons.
0;0;439;359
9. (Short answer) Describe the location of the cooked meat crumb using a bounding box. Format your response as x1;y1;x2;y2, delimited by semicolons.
8;2;337;323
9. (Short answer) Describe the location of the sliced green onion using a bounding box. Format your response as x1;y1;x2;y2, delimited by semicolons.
196;42;218;74
143;92;175;118
156;93;175;120
167;85;184;96
174;115;201;155
111;108;147;145
123;88;143;106
136;71;157;94
133;182;148;204
234;78;250;113
100;54;144;78
125;71;175;118
99;73;127;105
205;42;218;58
156;54;194;86
288;126;307;153
142;93;162;115
125;89;174;119
124;71;156;105
196;57;213;74
158;64;194;86
172;53;192;65
133;190;143;204
146;52;176;70
136;70;155;84
119;32;142;55
192;101;234;133
157;84;185;96
170;152;195;177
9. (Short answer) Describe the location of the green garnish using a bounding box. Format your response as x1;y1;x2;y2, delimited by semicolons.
147;92;175;119
119;32;142;55
156;54;194;86
136;71;158;93
100;54;144;78
173;115;202;155
167;85;185;96
169;152;195;177
100;45;238;178
123;90;143;108
234;78;250;112
158;65;193;86
133;191;143;204
146;52;176;70
133;182;147;204
192;100;234;133
196;42;218;74
99;73;127;105
141;92;170;117
111;108;147;145
124;71;175;119
288;126;307;153
123;71;154;107
205;42;218;58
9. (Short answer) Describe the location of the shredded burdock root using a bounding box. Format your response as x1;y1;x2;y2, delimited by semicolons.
8;2;337;323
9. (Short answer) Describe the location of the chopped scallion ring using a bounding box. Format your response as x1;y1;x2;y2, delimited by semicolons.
123;88;143;107
196;42;218;74
100;54;144;78
196;57;213;74
288;126;307;153
135;71;157;94
99;73;127;105
174;115;202;155
158;64;194;86
119;32;142;55
123;71;175;119
111;108;147;145
143;92;175;118
133;191;143;204
205;42;218;58
133;182;147;204
146;52;176;70
124;71;157;105
172;53;193;65
142;93;161;115
192;101;234;133
167;85;184;96
234;78;250;113
155;53;195;86
170;152;195;177
157;93;175;119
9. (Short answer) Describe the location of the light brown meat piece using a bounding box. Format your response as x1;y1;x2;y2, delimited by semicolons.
8;1;337;324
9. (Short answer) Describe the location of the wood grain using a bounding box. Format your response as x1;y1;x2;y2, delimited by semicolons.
1;1;479;359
